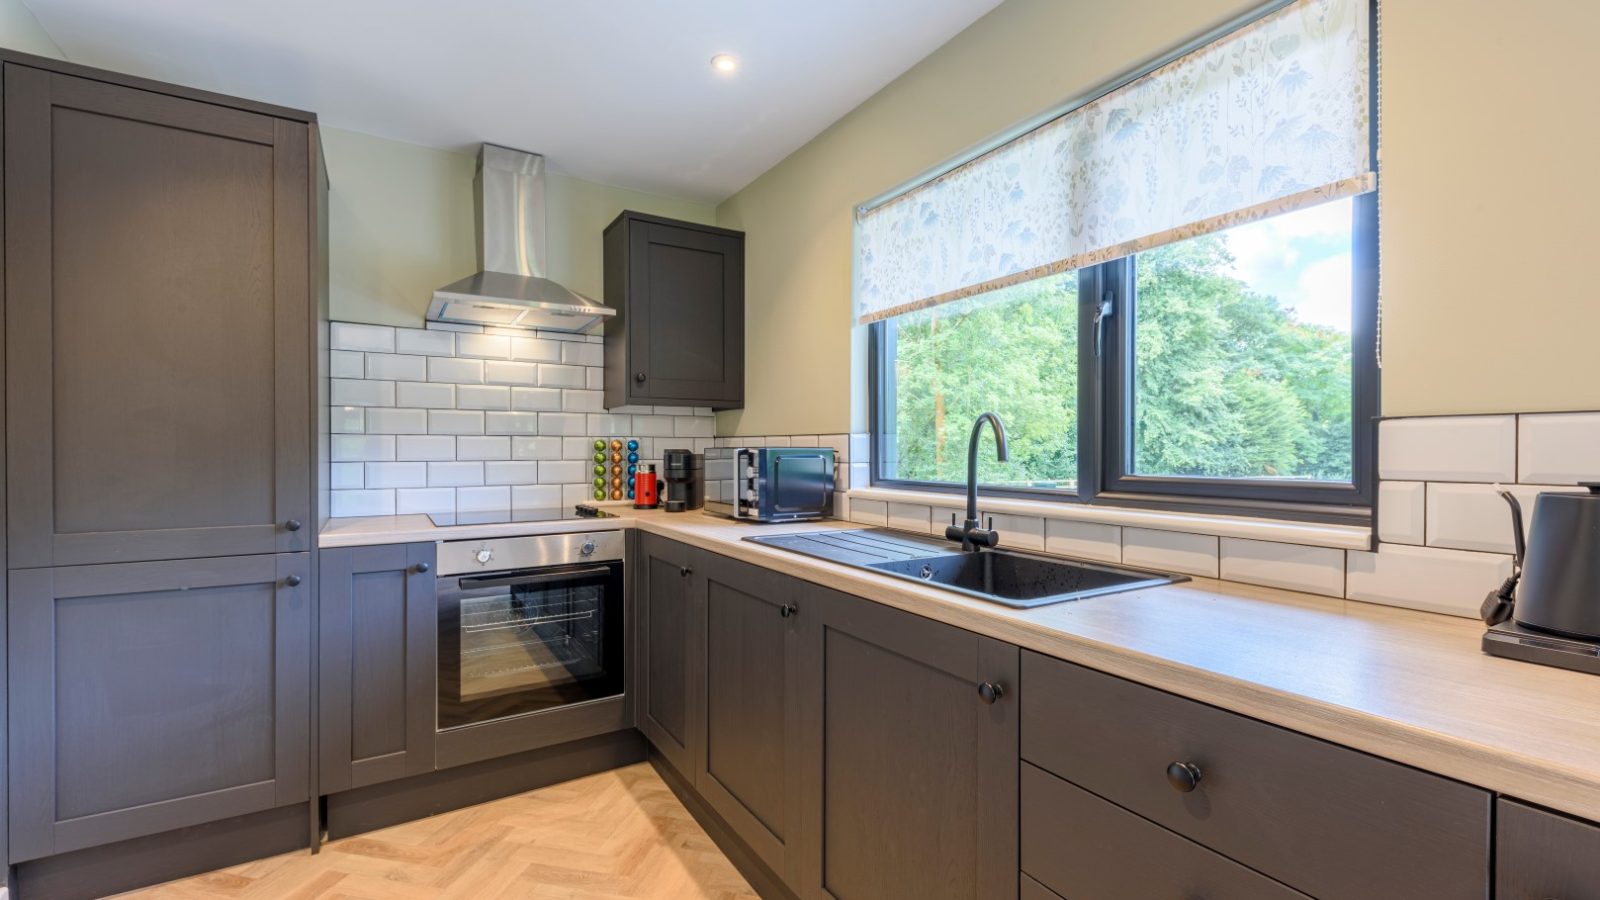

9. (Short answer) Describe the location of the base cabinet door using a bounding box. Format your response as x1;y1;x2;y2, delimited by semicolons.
1497;798;1600;899
800;585;1019;900
7;554;311;862
636;534;700;775
694;550;804;885
318;542;437;793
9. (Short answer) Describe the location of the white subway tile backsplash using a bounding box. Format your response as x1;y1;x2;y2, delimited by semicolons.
586;414;631;435
1123;529;1219;578
456;333;511;359
395;381;455;409
331;406;364;434
331;462;364;490
456;485;510;512
330;489;394;517
332;434;395;462
455;436;511;460
635;415;675;437
396;435;455;461
428;461;484;487
1378;416;1516;482
331;322;394;353
849;434;871;464
329;350;364;378
482;411;540;435
563;390;605;413
887;502;932;534
1346;544;1512;618
1518;413;1600;484
485;461;540;485
515;436;564;460
539;364;587;388
426;321;482;333
539;460;585;483
428;357;484;384
1044;520;1121;564
675;416;714;438
1377;481;1426;546
586;367;604;390
394;327;455;356
456;384;511;410
789;435;819;448
428;410;485;435
561;342;603;366
1426;483;1519;553
365;461;427;489
395;487;455;515
563;484;593;506
331;378;395;408
849;498;888;527
511;336;562;362
484;360;539;385
1219;539;1344;597
982;511;1045;551
561;437;594;459
539;413;589;436
820;434;849;461
512;387;563;411
365;353;426;381
364;407;428;435
844;463;870;491
764;436;791;447
513;484;563;508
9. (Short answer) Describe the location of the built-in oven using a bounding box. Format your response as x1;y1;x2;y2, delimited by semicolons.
436;531;626;731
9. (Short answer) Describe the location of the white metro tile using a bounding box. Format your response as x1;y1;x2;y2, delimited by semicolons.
511;337;562;362
395;487;456;515
364;407;429;435
456;485;511;512
788;435;820;448
396;435;455;461
586;367;604;390
1377;416;1516;482
981;511;1045;551
561;341;603;366
1346;544;1512;618
849;498;888;527
849;434;871;464
887;503;932;534
330;378;394;408
1043;520;1122;564
425;321;482;333
563;390;605;413
329;350;364;378
330;462;364;490
1377;481;1426;546
563;484;594;506
1122;529;1219;578
428;461;484;487
764;436;791;448
820;434;849;461
539;364;587;389
456;384;511;410
538;460;585;483
456;333;511;359
481;411;540;435
514;436;564;460
365;461;427;489
330;322;393;353
427;357;485;384
332;434;395;462
512;387;563;411
843;463;870;491
428;410;485;435
634;416;676;437
830;493;850;521
484;361;539;385
587;414;632;435
675;417;714;438
394;328;454;356
395;381;455;409
513;484;563;508
364;353;426;381
1519;413;1600;484
562;437;596;459
1219;539;1344;597
330;489;394;517
456;436;511;460
1426;483;1521;553
331;406;364;434
539;413;590;436
485;461;540;485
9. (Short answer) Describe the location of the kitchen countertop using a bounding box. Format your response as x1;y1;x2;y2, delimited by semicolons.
321;509;1600;822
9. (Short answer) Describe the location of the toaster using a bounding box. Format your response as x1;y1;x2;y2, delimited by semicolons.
704;447;835;522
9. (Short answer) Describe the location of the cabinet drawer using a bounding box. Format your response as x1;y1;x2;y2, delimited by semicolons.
1497;799;1600;899
1020;652;1490;900
1022;763;1310;900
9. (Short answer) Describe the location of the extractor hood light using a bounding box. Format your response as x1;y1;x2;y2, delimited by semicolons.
710;53;738;74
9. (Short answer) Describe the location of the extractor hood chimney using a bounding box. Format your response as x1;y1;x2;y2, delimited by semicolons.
426;144;614;333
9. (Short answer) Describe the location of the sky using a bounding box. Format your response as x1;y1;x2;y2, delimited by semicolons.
1220;197;1355;332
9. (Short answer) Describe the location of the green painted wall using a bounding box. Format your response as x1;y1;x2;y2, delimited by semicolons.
324;127;716;327
0;0;63;58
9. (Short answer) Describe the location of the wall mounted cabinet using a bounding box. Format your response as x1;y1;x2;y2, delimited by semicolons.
318;542;437;794
603;212;744;410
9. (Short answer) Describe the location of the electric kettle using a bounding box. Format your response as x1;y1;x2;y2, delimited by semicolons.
1481;483;1600;639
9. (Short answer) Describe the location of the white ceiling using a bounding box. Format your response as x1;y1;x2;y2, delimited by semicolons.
23;0;1002;202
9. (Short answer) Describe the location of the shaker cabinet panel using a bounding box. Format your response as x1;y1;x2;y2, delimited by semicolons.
7;554;312;862
603;212;743;410
636;533;699;775
318;542;437;794
4;64;312;568
1497;798;1600;900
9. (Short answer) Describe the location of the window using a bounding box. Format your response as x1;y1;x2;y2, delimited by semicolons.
860;0;1376;521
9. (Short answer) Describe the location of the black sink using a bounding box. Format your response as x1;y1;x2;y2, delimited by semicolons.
745;529;1185;608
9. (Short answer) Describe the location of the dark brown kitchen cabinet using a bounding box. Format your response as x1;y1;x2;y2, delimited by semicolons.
694;550;805;886
1497;798;1600;899
800;585;1019;900
4;62;314;568
636;533;700;775
7;554;312;862
318;543;437;794
603;212;744;409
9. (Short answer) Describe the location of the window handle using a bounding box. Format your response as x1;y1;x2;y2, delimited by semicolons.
1093;292;1115;359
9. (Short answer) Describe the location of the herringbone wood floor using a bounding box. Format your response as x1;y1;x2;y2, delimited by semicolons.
117;763;758;899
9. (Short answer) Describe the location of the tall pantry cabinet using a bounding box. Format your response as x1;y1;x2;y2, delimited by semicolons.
1;52;326;881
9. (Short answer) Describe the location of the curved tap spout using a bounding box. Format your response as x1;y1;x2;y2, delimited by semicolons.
945;412;1009;551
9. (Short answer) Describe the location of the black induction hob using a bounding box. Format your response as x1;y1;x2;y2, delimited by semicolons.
427;505;620;527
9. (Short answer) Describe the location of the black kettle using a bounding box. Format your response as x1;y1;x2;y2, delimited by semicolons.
1482;483;1600;639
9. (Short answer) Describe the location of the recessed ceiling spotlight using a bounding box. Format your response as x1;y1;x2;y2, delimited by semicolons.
710;53;739;74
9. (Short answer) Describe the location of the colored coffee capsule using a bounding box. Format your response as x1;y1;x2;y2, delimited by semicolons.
593;488;605;500
593;452;605;464
611;489;622;501
626;439;639;451
610;439;622;450
593;439;605;451
627;451;639;463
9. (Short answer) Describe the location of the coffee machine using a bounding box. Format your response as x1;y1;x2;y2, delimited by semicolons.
662;449;704;512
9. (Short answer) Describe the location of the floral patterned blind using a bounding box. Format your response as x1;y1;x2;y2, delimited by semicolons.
854;0;1374;324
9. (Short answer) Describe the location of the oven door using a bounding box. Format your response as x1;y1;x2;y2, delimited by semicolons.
437;560;624;730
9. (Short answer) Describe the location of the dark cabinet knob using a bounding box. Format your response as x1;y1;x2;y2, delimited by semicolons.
285;519;302;532
284;574;303;588
679;565;693;577
1166;761;1203;793
635;372;647;383
779;603;797;618
977;681;1004;705
415;562;431;574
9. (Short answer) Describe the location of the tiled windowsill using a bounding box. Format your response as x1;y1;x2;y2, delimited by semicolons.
845;486;1372;551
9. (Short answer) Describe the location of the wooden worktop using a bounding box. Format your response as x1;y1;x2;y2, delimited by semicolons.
323;509;1600;821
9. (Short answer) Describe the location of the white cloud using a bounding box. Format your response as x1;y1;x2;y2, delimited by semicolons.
1286;253;1353;330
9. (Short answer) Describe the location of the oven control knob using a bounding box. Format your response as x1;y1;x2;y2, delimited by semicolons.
579;539;597;557
474;546;494;565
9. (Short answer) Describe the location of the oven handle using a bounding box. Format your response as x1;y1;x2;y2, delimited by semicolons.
455;565;614;590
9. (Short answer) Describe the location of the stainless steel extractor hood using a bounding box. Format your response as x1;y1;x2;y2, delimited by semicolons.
426;144;614;333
